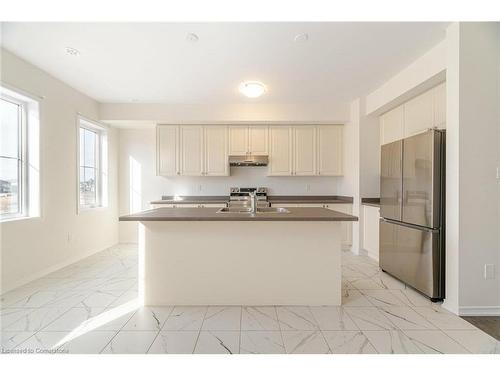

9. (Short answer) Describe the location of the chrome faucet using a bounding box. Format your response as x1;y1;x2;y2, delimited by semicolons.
249;191;257;214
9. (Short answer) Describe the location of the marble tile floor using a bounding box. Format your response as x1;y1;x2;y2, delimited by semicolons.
1;244;499;354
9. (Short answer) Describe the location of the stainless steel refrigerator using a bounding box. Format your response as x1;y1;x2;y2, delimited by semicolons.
379;129;445;301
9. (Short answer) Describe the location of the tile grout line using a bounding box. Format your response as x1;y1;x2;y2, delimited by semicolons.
306;305;331;354
145;306;175;353
275;306;287;354
192;306;209;354
238;306;243;354
99;307;139;353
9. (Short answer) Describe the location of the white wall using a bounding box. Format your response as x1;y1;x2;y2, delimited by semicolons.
444;23;500;315
118;128;340;243
0;49;119;292
338;98;380;255
365;40;446;116
363;23;500;315
337;100;361;253
100;102;350;125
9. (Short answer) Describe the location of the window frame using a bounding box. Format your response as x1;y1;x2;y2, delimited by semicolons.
0;93;28;221
77;116;108;212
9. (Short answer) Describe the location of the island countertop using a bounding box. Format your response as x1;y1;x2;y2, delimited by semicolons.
119;207;358;222
149;195;353;205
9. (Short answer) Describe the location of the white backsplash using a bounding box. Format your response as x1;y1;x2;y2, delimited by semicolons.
160;167;340;197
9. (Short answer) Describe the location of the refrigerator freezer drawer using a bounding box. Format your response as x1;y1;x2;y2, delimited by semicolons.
379;219;444;299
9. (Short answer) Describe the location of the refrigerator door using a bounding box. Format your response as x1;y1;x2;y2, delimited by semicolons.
380;140;403;221
402;130;443;228
379;219;443;299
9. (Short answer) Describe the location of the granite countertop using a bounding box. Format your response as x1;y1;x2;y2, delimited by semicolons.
361;198;380;207
150;195;353;205
119;207;358;222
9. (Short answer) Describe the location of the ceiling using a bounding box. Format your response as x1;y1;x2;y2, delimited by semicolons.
0;22;448;104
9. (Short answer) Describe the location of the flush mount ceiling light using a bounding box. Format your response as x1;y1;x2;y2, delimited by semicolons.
186;33;199;42
239;81;267;98
294;33;309;43
65;47;80;56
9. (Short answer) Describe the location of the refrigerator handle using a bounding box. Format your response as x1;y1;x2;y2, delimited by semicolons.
380;218;440;233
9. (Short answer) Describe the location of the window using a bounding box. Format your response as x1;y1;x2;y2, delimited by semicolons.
78;118;107;210
0;86;40;221
0;96;24;218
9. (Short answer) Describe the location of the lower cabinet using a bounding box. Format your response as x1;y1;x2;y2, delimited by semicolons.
271;202;352;247
362;205;380;260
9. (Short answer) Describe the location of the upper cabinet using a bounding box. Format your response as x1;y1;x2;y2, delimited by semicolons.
248;126;269;155
204;126;229;176
317;125;343;176
157;124;344;177
228;126;248;155
180;126;204;176
380;106;404;145
268;126;293;176
158;125;228;177
229;125;268;156
404;88;434;137
268;125;343;176
380;82;446;145
293;126;316;176
157;126;179;176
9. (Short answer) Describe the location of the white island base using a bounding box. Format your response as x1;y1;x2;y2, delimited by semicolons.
138;221;341;306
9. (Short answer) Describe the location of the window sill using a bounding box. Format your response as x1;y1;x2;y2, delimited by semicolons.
0;215;40;224
78;206;109;214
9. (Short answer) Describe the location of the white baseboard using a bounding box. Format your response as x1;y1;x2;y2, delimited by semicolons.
459;306;500;316
1;242;119;294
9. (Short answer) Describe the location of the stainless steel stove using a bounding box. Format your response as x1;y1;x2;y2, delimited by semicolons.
228;187;270;208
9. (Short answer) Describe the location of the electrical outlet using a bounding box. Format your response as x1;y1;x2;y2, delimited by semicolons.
484;264;495;279
198;184;202;191
306;184;311;192
67;233;72;243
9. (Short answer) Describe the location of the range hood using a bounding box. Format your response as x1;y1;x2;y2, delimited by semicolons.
229;155;268;167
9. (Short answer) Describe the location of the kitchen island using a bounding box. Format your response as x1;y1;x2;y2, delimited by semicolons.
120;207;357;306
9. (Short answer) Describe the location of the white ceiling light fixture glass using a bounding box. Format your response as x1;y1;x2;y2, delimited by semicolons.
239;81;267;98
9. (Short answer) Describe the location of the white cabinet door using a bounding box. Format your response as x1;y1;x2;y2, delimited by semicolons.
317;125;342;176
380;106;404;145
404;88;434;137
268;126;292;176
292;202;352;247
433;82;446;128
293;126;316;176
157;126;179;176
362;205;380;260
180;126;204;176
248;126;268;155
325;204;352;247
204;126;228;176
228;126;248;155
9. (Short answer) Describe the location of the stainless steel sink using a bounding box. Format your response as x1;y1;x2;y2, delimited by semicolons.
255;207;290;213
217;207;252;213
216;207;290;214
